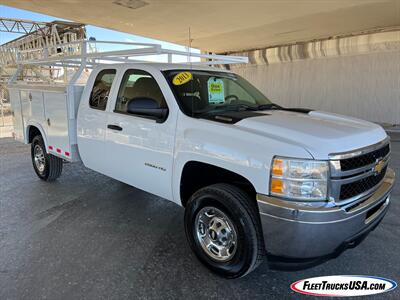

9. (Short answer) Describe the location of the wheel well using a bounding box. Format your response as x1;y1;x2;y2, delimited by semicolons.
28;126;41;143
180;161;256;207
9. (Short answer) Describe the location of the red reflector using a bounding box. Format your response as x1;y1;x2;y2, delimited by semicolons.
56;148;61;153
65;151;70;157
49;146;53;150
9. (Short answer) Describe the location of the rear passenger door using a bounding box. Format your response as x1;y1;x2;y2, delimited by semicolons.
104;68;175;200
77;68;117;174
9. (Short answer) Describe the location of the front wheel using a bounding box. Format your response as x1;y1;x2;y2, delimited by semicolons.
31;135;63;181
184;183;264;278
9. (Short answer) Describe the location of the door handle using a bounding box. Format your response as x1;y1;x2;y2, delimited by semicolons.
107;124;123;131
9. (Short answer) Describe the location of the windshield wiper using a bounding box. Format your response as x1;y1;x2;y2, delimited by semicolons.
193;103;258;116
257;103;282;110
214;104;259;111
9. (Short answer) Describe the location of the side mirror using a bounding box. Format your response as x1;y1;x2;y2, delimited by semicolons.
127;97;168;122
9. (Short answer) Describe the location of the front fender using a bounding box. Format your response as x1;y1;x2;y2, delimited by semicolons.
173;151;265;206
172;116;312;205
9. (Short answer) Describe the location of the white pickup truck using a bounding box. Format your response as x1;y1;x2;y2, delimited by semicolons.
8;61;395;278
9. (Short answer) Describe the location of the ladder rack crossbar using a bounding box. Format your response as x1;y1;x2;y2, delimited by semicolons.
11;40;248;66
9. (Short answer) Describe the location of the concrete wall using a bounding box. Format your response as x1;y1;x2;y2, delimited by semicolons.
230;30;400;125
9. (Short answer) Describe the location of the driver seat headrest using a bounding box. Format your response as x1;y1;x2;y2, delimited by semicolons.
131;77;165;106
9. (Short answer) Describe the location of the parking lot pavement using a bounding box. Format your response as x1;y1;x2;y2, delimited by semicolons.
0;136;399;300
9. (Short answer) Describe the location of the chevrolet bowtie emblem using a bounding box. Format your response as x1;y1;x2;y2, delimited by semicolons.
374;159;385;174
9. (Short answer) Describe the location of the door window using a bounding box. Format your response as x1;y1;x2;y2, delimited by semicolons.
115;69;167;114
89;69;116;110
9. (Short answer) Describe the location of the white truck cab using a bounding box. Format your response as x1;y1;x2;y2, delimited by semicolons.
8;43;395;278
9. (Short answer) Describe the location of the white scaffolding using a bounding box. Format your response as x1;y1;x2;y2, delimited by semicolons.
0;18;86;126
0;19;85;67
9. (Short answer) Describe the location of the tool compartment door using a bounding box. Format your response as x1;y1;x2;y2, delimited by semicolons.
43;91;71;158
20;89;46;135
8;88;24;141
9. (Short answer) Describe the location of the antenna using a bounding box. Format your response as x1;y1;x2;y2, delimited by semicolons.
188;26;194;117
188;26;192;67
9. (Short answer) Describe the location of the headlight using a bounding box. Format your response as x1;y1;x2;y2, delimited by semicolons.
270;157;328;201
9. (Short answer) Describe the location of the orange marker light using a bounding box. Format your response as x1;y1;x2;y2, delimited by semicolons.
272;159;284;176
271;179;284;194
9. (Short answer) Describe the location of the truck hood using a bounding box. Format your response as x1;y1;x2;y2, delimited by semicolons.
235;110;387;159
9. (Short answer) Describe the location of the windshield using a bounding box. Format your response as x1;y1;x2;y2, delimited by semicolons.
164;70;273;117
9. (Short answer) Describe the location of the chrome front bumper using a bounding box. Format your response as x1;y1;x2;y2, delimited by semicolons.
257;168;395;259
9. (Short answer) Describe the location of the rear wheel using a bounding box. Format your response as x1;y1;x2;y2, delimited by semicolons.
184;183;264;278
31;135;63;181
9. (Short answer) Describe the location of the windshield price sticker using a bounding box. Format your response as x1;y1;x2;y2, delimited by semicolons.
172;72;193;85
208;78;225;104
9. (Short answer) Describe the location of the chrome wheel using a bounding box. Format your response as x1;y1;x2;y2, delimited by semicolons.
195;206;237;262
33;144;45;173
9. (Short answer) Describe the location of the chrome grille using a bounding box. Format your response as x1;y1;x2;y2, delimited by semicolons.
340;144;390;171
329;138;390;204
339;165;387;200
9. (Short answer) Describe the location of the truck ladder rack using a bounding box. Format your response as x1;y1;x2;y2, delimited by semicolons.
14;40;248;67
1;19;247;86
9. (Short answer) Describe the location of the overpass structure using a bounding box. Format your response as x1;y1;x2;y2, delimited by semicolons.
0;0;398;52
1;0;399;124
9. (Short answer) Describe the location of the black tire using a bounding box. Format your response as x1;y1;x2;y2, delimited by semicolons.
31;135;63;181
184;183;264;278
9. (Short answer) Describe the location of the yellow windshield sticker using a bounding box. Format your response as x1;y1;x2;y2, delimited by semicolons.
172;72;193;85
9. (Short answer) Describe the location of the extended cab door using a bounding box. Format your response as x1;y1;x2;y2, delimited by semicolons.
103;67;176;200
77;68;117;174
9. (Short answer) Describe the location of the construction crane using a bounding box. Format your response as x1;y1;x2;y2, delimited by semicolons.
0;17;50;35
0;18;86;66
0;17;86;81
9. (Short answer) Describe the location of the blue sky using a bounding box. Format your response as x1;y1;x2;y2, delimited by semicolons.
0;5;198;61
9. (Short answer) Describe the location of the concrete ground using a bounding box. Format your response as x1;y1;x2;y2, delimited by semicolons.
0;135;399;300
0;114;13;138
0;125;13;139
